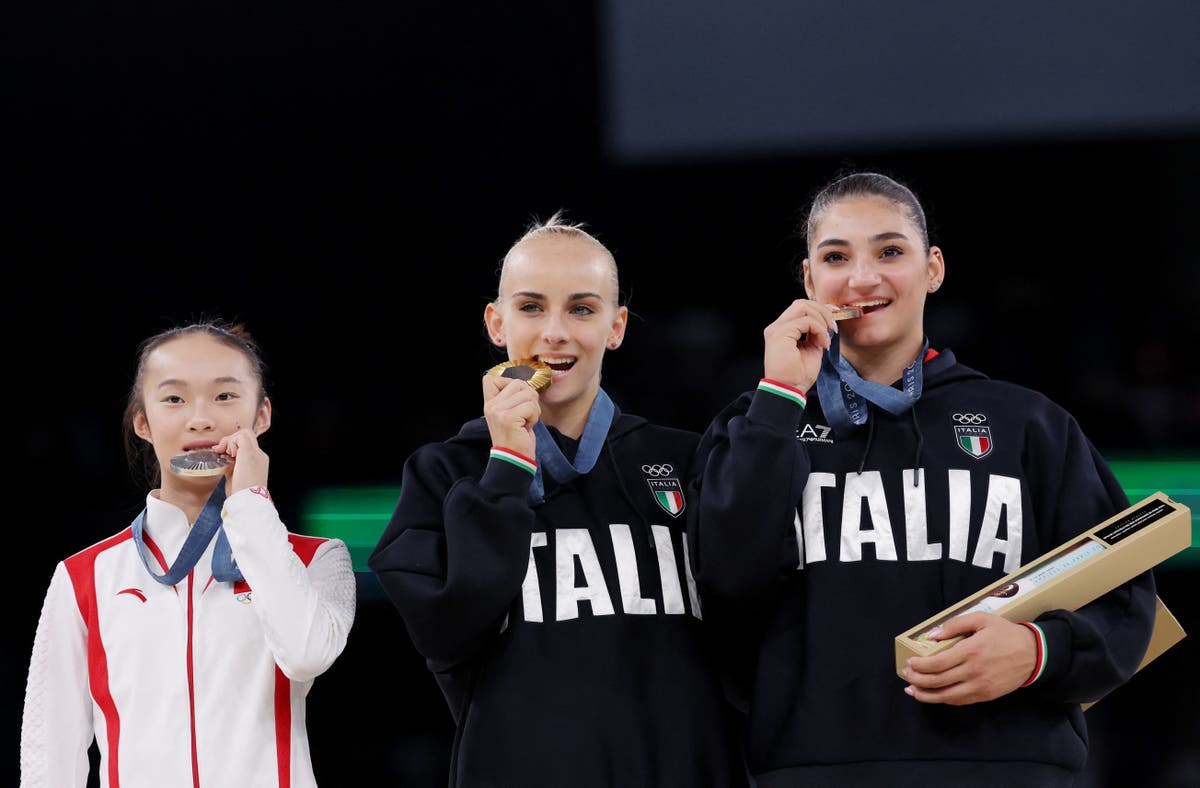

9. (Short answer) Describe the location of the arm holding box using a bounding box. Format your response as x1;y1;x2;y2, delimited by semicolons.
1011;413;1157;704
903;414;1161;707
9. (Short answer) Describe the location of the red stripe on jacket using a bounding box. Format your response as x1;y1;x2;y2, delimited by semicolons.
272;533;330;788
64;528;138;788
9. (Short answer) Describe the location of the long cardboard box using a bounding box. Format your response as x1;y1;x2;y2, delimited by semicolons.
895;492;1192;680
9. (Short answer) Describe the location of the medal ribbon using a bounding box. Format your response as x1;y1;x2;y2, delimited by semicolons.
529;387;615;504
132;477;245;585
816;333;928;436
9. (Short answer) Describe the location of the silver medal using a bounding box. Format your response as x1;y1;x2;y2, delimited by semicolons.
169;449;231;477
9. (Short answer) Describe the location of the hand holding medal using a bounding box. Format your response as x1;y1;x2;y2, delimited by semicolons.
764;300;863;394
169;428;270;496
482;358;551;460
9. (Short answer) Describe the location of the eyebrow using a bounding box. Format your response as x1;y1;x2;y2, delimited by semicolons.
156;376;245;389
815;231;910;250
512;290;604;301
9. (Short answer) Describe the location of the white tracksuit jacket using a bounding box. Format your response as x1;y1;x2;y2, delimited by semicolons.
20;487;357;788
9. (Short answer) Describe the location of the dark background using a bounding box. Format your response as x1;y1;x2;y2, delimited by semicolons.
6;2;1198;786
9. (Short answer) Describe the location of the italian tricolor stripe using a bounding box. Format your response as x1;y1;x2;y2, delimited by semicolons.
489;447;538;475
758;378;806;408
1018;621;1047;686
960;435;990;454
655;490;683;515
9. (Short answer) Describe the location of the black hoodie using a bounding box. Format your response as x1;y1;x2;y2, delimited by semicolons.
369;404;749;788
689;348;1156;787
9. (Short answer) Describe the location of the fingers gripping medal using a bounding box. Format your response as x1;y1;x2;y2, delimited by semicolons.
486;358;553;393
798;305;863;345
169;449;232;477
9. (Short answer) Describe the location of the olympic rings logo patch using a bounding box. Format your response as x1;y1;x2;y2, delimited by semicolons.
641;463;674;477
952;413;987;424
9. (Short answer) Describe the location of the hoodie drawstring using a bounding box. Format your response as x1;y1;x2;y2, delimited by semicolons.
855;403;924;486
604;437;656;547
910;407;925;486
856;405;876;475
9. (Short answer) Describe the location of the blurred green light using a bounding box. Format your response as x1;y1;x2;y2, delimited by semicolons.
298;486;400;572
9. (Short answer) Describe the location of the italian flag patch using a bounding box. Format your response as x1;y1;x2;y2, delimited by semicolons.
954;425;993;459
647;477;686;518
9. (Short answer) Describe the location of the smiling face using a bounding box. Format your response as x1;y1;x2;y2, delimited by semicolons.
803;193;944;364
483;233;628;431
131;332;271;495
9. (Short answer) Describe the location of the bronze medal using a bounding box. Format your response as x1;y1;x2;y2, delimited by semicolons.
799;305;863;345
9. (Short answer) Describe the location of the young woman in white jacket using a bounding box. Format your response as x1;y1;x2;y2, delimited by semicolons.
20;319;356;788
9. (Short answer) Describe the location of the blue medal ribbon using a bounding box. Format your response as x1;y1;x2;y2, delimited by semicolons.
529;387;615;504
131;477;245;585
816;333;928;436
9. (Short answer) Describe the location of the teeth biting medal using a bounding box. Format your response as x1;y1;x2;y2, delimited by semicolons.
830;305;864;321
169;449;232;477
486;358;553;392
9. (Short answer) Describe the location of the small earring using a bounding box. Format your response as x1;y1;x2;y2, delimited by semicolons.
608;340;618;349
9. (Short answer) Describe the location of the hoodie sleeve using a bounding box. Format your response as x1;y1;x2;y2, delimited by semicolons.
688;386;810;609
1022;409;1157;704
368;444;537;672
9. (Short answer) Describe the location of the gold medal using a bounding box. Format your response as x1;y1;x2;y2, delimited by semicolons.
486;358;553;392
169;449;232;477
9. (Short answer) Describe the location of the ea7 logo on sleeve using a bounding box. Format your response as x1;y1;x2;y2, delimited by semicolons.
798;423;834;444
643;463;685;517
953;412;993;459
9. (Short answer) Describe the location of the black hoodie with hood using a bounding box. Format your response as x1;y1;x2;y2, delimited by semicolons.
688;347;1156;788
369;403;749;788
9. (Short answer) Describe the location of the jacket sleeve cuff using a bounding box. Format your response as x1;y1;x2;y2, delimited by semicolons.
1017;618;1046;686
1022;619;1063;687
747;379;807;432
479;447;538;495
222;485;279;519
